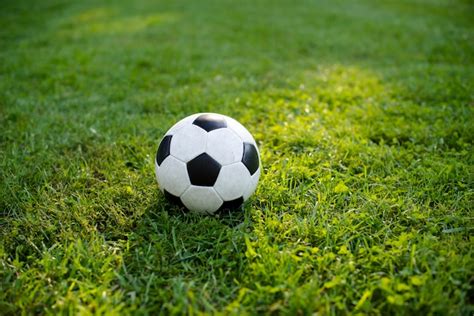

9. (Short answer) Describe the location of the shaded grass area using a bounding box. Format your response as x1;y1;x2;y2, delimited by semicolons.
1;0;473;314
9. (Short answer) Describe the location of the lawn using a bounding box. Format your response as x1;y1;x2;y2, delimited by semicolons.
1;0;473;314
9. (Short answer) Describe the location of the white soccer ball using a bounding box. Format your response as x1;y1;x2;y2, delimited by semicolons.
155;113;261;214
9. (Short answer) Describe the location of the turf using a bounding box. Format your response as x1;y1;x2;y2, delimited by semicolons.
1;0;473;314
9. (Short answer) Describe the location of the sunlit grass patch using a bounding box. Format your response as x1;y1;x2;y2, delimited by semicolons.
59;11;179;38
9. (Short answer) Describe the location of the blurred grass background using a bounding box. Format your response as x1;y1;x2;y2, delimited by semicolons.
0;0;473;314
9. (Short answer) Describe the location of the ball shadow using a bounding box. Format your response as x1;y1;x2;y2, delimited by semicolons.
148;194;247;228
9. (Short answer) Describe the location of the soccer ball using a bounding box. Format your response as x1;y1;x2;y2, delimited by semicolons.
155;113;261;214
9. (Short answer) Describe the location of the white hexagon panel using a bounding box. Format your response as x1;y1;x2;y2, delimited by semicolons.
243;167;261;200
170;124;207;162
226;116;257;145
181;186;223;214
155;156;190;196
214;163;251;201
206;128;243;165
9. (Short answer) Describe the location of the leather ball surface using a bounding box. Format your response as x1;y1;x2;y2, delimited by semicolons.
155;113;261;214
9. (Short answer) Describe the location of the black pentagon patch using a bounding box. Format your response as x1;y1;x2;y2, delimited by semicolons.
164;190;186;210
217;197;244;214
242;142;259;175
187;153;221;186
192;114;227;132
156;135;172;166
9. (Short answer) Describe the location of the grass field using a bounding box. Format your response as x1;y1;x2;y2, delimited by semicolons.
1;0;473;314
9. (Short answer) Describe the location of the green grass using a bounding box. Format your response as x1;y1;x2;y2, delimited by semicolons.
1;0;473;314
